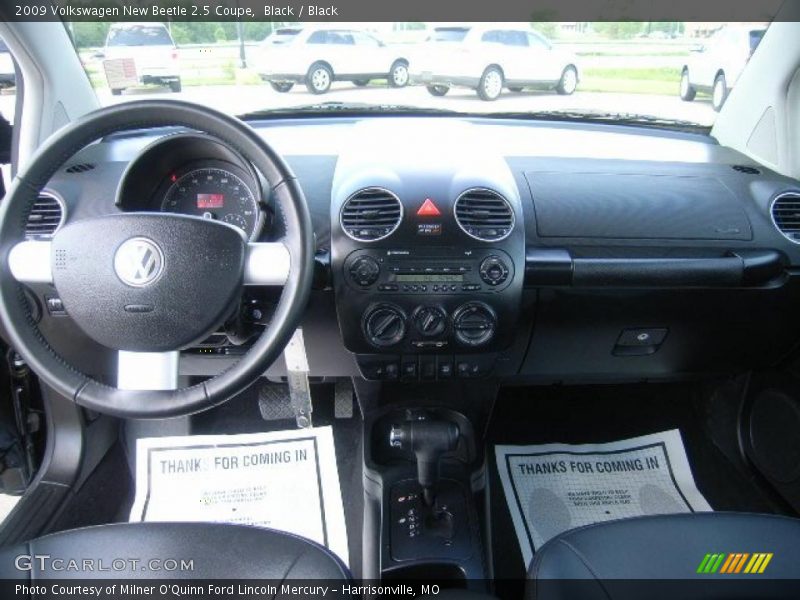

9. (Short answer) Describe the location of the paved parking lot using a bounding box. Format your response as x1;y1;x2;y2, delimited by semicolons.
105;82;717;125
0;81;717;133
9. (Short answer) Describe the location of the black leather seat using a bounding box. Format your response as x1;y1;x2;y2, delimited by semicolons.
0;522;349;582
527;512;800;600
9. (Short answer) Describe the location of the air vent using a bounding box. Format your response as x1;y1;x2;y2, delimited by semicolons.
340;187;403;242
771;192;800;244
65;162;95;174
454;188;514;241
733;165;761;175
25;192;65;238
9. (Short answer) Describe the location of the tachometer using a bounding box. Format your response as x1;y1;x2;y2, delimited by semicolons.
161;166;260;239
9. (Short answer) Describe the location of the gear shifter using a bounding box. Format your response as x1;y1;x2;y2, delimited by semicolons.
389;419;460;506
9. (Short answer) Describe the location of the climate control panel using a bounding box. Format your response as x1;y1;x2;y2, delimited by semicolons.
335;247;521;357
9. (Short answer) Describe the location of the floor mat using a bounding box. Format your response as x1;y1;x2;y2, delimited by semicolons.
495;429;711;568
129;426;349;567
485;383;783;589
190;382;365;577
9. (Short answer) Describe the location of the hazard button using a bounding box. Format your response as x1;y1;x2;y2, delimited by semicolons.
417;198;441;217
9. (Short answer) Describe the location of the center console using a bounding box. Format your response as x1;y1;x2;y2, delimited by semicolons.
330;122;525;381
363;407;487;585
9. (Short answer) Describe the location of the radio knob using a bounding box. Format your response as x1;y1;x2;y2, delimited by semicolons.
349;256;380;287
452;302;496;347
363;304;407;347
413;306;447;337
479;256;509;286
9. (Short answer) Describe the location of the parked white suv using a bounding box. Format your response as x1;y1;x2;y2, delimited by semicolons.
679;24;766;111
410;25;579;101
253;26;410;95
102;22;181;95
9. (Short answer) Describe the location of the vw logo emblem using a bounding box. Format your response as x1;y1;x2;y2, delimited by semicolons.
114;238;164;287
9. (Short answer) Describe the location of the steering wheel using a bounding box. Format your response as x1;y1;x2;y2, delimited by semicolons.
0;100;314;418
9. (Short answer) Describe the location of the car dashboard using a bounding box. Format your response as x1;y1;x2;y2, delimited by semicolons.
22;115;800;386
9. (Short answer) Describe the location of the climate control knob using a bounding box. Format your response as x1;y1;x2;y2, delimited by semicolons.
349;256;380;287
413;306;447;337
452;302;496;347
363;304;407;347
479;256;509;287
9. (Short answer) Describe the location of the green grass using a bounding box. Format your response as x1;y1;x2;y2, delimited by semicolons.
584;66;681;80
578;66;681;95
575;50;688;57
579;77;678;95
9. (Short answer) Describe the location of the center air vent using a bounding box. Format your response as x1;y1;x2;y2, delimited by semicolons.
340;187;403;242
454;188;514;241
771;192;800;244
25;192;65;238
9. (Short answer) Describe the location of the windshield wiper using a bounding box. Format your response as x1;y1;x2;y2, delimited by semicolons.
239;102;462;119
484;109;710;132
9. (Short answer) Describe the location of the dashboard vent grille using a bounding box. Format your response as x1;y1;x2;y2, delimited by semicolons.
65;162;95;174
341;188;402;242
25;192;65;238
771;192;800;243
454;188;514;241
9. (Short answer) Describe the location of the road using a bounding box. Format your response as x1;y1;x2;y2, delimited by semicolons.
0;81;717;130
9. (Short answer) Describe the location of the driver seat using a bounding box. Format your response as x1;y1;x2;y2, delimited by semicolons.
0;522;350;582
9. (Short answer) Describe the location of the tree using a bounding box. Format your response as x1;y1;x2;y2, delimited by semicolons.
71;22;111;48
531;22;558;39
592;22;645;40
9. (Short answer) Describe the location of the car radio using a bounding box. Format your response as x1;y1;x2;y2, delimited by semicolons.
343;248;514;294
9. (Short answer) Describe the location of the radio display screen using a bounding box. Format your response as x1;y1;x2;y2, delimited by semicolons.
396;274;463;283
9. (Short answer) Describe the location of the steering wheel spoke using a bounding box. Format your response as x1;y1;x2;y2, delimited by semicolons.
117;350;179;391
8;240;53;284
245;242;290;285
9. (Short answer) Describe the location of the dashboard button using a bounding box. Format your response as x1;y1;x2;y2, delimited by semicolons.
479;256;510;287
420;357;436;380
384;363;399;380
438;358;453;379
401;359;418;380
349;256;381;287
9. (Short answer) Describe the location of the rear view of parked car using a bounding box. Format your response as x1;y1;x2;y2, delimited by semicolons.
102;22;181;95
410;25;579;101
680;24;766;111
253;26;410;95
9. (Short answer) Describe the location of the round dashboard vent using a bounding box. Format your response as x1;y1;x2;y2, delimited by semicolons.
340;187;403;242
454;188;514;241
25;192;65;238
771;191;800;244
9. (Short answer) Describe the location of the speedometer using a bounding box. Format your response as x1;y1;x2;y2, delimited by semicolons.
161;166;260;240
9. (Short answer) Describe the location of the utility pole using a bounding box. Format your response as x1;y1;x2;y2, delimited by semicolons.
236;2;246;68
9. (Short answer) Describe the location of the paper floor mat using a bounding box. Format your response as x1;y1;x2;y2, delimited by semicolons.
495;429;711;567
130;426;348;566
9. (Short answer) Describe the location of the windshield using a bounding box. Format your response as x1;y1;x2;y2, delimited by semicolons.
68;21;773;129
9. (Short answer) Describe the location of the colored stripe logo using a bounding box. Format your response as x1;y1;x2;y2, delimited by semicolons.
697;552;773;574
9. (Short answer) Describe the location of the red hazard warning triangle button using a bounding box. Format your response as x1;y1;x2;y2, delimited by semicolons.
417;198;441;217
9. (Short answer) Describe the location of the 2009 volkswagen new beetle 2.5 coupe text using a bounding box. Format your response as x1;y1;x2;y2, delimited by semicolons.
0;5;800;600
